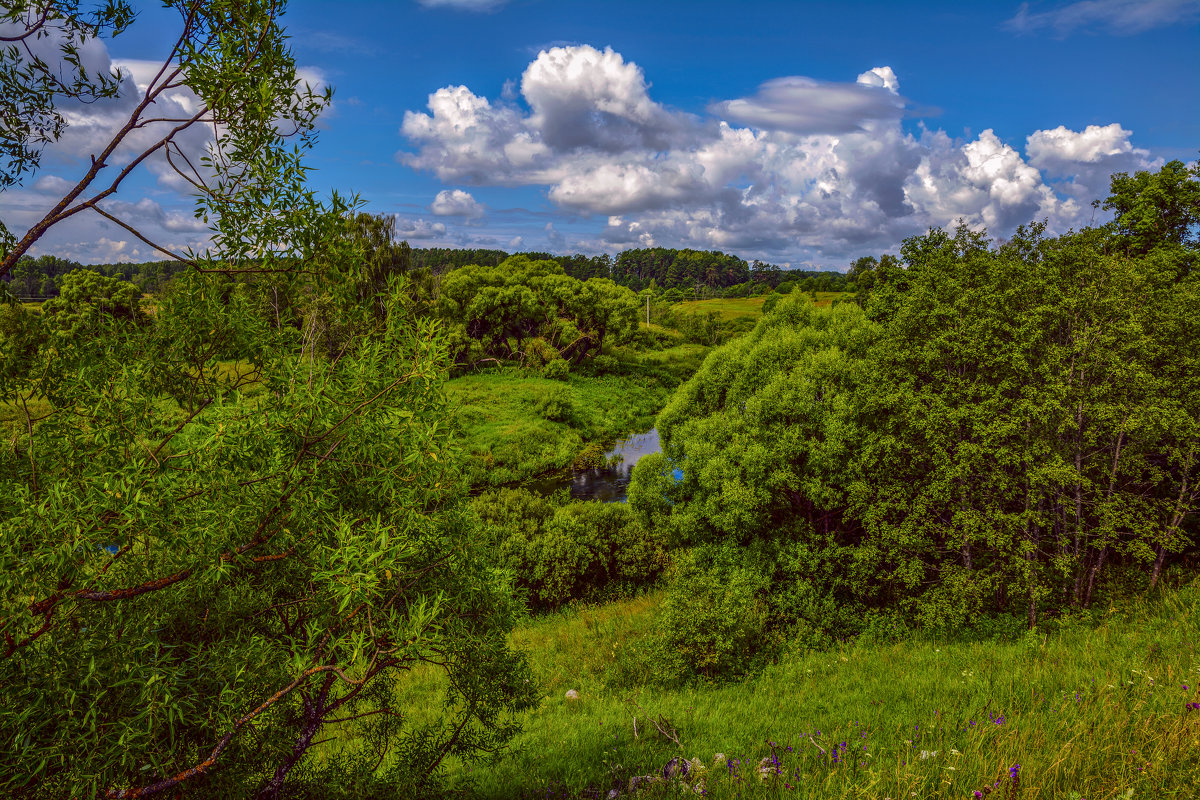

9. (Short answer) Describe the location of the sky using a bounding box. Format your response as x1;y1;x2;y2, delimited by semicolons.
4;0;1199;270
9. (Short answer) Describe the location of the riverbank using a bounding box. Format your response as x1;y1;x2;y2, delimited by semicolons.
448;343;706;488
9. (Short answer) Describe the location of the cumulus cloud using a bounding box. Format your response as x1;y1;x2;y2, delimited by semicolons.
393;216;447;240
709;67;907;134
1006;0;1200;35
521;45;697;152
1025;122;1150;171
396;48;1159;266
430;189;485;218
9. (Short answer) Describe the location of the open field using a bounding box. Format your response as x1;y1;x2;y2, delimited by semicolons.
360;576;1200;798
675;292;849;321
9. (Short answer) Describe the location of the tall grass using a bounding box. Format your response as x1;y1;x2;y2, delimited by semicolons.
410;579;1200;798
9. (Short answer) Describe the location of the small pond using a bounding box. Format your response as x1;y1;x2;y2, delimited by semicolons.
523;428;666;502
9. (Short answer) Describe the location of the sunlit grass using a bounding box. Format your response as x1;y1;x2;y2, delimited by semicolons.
412;579;1200;799
675;292;848;321
446;344;706;487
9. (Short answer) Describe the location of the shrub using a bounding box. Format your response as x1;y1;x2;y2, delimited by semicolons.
542;358;569;380
469;490;667;611
537;385;575;422
651;543;772;683
590;353;618;374
525;336;561;368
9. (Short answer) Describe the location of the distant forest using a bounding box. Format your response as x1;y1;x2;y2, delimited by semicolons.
2;245;853;300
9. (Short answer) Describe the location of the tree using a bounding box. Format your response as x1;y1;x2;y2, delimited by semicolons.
1103;158;1200;259
0;3;534;797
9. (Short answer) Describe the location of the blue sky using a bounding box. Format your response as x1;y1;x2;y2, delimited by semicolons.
6;0;1199;269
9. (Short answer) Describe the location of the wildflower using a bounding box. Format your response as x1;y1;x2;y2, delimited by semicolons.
1009;764;1021;779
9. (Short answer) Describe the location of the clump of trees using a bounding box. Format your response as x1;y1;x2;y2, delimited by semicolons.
436;255;640;372
632;159;1200;680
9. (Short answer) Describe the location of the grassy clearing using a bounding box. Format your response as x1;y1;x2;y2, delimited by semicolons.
394;579;1200;798
675;292;848;321
447;343;707;487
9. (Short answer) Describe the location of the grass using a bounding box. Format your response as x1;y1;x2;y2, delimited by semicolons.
675;292;848;322
447;343;708;487
388;578;1200;799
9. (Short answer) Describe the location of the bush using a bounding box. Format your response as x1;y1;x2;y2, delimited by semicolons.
590;353;618;374
525;337;561;368
469;490;668;610
651;543;773;683
537;385;575;422
542;358;569;380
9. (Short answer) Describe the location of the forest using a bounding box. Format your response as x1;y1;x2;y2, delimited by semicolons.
1;1;1199;799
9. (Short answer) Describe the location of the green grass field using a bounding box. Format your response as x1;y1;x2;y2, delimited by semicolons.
675;292;848;321
447;343;708;487
360;577;1200;799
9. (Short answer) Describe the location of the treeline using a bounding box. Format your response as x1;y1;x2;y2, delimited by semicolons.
2;255;187;298
627;159;1200;681
4;244;853;300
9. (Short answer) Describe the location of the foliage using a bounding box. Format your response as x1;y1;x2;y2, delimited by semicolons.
470;489;668;610
650;542;774;683
0;0;133;193
634;188;1199;649
858;222;1199;628
0;2;536;797
436;255;639;370
39;268;148;333
402;578;1200;800
1103;157;1200;260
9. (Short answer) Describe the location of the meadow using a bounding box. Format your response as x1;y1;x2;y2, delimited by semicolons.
375;576;1200;799
448;341;708;487
675;292;847;321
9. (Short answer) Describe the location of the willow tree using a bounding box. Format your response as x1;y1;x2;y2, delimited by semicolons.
0;2;533;797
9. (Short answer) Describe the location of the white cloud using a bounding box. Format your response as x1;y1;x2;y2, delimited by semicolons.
399;50;1162;265
32;174;75;194
1025;123;1158;207
709;67;907;135
1006;0;1200;35
521;45;696;152
1026;123;1149;170
430;189;485;218
393;216;447;240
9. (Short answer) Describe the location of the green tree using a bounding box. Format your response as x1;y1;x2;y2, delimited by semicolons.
1103;158;1200;259
0;3;534;797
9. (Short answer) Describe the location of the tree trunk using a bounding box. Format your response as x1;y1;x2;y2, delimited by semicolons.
1082;545;1107;607
1149;545;1167;591
257;680;332;800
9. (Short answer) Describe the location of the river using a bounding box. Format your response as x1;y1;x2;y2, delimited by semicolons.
522;428;667;502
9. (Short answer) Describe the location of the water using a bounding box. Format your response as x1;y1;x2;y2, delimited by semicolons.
523;428;665;502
